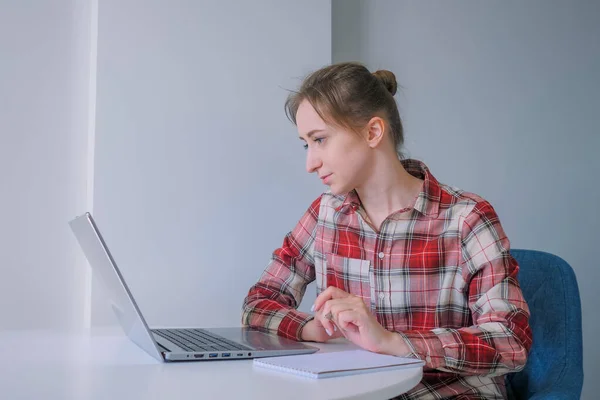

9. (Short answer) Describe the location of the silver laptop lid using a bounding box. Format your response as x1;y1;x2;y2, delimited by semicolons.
69;213;164;361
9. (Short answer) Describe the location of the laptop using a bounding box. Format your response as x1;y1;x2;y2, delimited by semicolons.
69;212;318;362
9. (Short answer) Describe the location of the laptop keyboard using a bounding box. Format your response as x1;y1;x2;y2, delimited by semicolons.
153;328;252;352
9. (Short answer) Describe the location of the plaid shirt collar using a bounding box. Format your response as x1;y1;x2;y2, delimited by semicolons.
334;159;441;218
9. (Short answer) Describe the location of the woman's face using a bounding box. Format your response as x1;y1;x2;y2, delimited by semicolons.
296;100;372;196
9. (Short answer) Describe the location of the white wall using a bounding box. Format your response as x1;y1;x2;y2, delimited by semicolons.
90;1;331;327
0;1;95;331
333;1;600;398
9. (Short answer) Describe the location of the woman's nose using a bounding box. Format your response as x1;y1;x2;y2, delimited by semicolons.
305;149;322;173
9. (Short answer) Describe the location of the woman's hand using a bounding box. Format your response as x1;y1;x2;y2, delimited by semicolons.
313;286;396;353
300;309;345;342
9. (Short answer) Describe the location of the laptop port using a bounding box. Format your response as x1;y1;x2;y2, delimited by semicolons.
248;353;252;357
222;353;231;357
193;354;204;359
209;353;218;358
237;353;244;357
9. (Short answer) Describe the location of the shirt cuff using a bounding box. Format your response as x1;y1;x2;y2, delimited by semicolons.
397;330;446;369
276;309;314;341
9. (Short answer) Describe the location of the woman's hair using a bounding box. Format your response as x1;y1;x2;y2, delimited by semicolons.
285;62;404;156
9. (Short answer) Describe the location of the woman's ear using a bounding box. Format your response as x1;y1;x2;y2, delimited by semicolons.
365;117;386;148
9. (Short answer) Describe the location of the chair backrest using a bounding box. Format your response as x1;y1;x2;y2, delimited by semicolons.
506;249;583;399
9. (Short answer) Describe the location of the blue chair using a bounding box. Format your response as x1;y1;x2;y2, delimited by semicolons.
506;249;584;399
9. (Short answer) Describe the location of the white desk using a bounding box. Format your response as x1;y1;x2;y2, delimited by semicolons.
0;328;422;400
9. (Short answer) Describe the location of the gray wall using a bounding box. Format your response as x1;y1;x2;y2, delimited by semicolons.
333;0;599;397
0;0;94;330
91;1;330;327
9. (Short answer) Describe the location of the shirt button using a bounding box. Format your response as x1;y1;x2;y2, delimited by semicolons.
379;293;385;300
426;355;432;364
378;252;384;259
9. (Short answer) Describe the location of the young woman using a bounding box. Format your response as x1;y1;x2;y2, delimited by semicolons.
242;62;532;399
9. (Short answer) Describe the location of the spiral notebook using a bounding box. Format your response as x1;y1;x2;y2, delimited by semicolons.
253;349;424;379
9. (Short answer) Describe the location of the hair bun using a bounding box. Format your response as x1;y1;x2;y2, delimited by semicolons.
372;70;397;96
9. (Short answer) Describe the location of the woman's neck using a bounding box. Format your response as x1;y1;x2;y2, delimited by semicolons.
354;156;423;230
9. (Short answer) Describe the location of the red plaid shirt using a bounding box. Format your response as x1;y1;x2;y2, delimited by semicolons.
243;159;532;399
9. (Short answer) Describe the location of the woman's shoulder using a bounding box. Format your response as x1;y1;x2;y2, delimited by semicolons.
437;182;499;220
439;182;486;205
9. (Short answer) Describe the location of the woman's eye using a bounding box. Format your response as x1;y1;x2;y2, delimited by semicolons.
302;138;324;150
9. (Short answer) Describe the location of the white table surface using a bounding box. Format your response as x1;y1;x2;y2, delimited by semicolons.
0;327;422;400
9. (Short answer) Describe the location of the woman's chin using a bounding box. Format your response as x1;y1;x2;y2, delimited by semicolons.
328;184;350;196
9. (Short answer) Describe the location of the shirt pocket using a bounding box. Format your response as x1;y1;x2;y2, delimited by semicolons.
325;254;375;309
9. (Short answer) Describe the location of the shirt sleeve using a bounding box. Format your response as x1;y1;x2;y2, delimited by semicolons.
241;195;321;341
398;200;533;377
